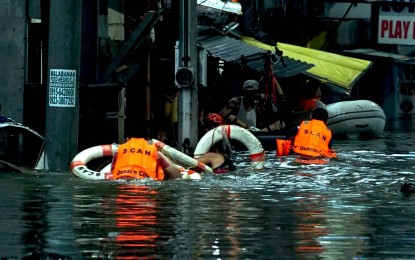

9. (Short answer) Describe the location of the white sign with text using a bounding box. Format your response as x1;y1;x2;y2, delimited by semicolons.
378;2;415;45
49;69;76;107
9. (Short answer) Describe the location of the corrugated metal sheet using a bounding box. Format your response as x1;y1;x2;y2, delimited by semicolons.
198;34;314;78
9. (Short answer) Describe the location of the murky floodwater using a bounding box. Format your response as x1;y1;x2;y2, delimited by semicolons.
1;118;415;259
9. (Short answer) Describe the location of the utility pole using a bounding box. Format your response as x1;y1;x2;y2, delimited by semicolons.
44;1;82;171
176;0;198;154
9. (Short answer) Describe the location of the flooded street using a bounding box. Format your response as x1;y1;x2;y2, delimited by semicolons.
1;118;415;259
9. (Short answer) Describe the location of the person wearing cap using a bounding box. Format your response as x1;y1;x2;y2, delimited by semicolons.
277;108;336;158
219;79;285;132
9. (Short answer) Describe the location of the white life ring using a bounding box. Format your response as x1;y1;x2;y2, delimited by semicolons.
152;139;213;173
70;144;118;180
194;125;266;170
175;165;202;180
71;143;203;180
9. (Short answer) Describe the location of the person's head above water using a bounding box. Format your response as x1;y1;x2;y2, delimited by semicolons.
311;107;328;123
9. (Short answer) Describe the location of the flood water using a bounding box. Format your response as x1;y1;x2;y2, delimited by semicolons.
1;118;415;259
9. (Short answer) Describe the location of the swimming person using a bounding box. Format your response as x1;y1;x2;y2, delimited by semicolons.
276;108;336;158
110;137;182;180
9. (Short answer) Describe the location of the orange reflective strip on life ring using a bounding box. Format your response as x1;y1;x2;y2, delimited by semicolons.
192;161;211;173
223;124;231;139
250;151;266;163
176;165;202;180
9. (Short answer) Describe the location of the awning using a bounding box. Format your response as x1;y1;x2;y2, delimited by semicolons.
242;37;373;91
198;34;315;78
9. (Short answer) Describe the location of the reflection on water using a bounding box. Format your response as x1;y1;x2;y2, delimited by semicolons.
1;118;415;259
113;186;159;253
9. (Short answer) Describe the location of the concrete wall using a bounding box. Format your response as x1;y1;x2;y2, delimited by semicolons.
0;0;26;121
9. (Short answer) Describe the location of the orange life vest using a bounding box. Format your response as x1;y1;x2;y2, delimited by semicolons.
111;138;165;180
299;98;318;111
292;120;336;158
276;138;292;156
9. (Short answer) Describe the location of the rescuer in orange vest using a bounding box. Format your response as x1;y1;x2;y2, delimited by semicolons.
276;108;336;158
111;137;182;180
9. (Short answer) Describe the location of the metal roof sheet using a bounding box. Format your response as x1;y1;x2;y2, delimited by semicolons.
198;34;314;78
